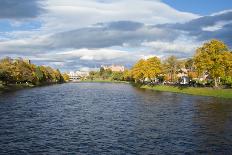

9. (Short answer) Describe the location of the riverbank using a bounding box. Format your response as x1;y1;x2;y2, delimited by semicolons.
0;83;34;92
140;85;232;99
0;82;66;92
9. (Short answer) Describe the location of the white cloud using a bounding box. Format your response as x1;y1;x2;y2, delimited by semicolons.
40;0;199;32
202;21;232;31
79;67;99;72
1;0;232;71
56;48;131;61
142;36;201;54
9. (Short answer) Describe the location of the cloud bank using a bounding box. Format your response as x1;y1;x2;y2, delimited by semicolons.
0;0;44;19
0;0;231;71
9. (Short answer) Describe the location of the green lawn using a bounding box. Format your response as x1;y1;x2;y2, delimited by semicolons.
141;85;232;99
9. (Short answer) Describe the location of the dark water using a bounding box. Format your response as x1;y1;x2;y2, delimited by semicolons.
0;83;232;155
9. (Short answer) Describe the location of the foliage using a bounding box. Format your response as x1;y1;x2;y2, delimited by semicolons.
111;72;124;81
162;56;180;82
62;73;70;82
221;76;232;87
131;59;147;82
131;56;162;83
0;57;65;85
194;39;232;87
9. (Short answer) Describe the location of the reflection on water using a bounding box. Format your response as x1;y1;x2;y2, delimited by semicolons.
0;83;231;154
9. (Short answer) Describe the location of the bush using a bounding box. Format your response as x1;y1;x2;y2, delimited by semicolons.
221;76;232;87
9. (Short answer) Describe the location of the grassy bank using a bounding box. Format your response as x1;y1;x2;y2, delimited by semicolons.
140;85;232;99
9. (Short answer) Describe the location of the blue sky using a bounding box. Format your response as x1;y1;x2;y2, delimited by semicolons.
0;0;231;71
163;0;232;15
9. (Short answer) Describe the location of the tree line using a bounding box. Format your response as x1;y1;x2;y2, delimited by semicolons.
0;57;69;86
87;39;232;87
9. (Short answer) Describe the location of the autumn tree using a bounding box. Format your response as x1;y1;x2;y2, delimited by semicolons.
123;69;132;81
145;57;162;81
131;57;162;83
194;39;232;87
131;59;147;83
62;73;70;82
163;56;180;82
0;57;67;85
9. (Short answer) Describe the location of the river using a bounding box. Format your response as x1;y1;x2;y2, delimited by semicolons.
0;83;232;154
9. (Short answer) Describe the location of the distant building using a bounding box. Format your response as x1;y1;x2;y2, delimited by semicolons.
24;59;31;64
68;71;89;81
12;58;31;64
177;68;190;85
177;68;188;78
101;65;125;72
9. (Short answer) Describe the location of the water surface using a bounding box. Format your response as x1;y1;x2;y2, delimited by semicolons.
0;83;232;154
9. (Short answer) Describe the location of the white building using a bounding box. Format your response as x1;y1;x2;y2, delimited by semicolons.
68;71;89;81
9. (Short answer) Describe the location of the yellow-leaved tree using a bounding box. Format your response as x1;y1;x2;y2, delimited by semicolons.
145;57;162;81
131;56;162;83
131;59;146;83
194;39;232;87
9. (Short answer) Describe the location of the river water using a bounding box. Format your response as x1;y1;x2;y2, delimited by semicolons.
0;83;231;154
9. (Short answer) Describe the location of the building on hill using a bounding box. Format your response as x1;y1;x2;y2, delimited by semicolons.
12;57;31;64
101;65;125;72
68;71;89;81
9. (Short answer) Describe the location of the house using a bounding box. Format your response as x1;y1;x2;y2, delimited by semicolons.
177;68;190;85
180;76;190;85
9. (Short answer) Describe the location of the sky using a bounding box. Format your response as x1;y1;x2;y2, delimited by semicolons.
0;0;232;72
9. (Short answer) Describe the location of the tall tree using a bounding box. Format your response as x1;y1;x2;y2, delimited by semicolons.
131;59;147;83
145;57;162;81
194;39;231;87
163;56;180;82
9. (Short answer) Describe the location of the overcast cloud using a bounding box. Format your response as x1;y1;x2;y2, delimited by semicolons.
0;0;231;71
0;0;44;19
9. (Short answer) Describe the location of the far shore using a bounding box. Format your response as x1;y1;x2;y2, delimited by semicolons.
1;80;232;99
141;85;232;99
79;79;232;99
0;82;65;92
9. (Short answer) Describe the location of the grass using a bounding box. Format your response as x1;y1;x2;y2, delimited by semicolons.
141;85;232;99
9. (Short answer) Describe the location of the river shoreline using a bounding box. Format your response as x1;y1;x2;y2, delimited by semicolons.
1;80;232;98
140;85;232;99
0;82;65;92
80;80;232;99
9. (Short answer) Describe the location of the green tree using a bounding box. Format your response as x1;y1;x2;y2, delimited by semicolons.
99;67;105;76
123;69;132;81
0;57;15;84
0;69;12;85
102;69;112;79
111;72;123;81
